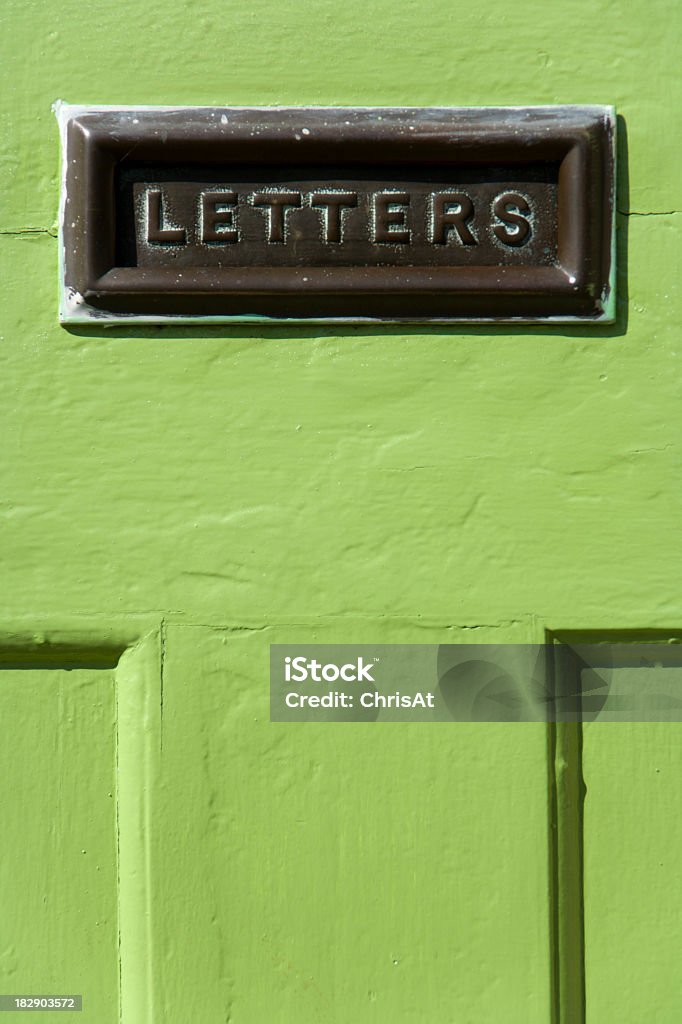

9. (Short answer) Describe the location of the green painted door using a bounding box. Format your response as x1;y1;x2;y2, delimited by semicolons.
1;1;680;1022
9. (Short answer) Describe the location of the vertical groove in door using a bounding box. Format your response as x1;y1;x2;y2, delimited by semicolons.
548;720;586;1024
115;631;162;1024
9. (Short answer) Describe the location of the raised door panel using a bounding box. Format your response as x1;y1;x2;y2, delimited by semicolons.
150;623;553;1023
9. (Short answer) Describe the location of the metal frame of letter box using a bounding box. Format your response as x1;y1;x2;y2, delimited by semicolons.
57;104;616;325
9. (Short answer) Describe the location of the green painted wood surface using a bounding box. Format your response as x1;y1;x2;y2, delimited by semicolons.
583;722;682;1023
0;671;118;1023
154;624;551;1023
1;0;681;1021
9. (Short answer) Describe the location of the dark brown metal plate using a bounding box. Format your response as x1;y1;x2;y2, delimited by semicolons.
57;105;615;324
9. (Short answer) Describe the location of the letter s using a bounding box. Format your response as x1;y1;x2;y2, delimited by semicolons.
291;657;308;682
492;192;532;247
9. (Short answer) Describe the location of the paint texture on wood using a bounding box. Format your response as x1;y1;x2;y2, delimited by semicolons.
152;624;551;1023
583;722;682;1024
0;671;118;1023
1;0;680;1020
